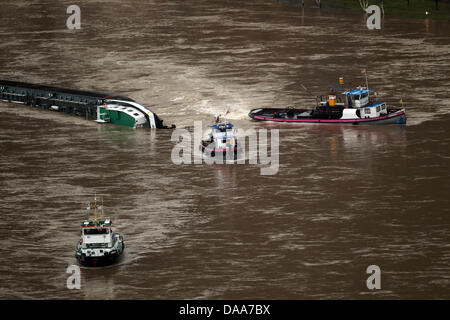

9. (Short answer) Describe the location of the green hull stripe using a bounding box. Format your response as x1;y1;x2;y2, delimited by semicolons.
99;107;136;127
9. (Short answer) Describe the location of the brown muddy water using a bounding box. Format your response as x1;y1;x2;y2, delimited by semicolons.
0;0;449;299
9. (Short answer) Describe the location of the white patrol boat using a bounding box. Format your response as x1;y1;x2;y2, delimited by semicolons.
200;116;239;160
75;197;124;267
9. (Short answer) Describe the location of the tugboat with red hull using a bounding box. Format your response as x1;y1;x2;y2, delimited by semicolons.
200;115;239;160
249;75;406;125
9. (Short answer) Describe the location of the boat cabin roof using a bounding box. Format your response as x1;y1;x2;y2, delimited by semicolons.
212;123;233;131
81;218;112;228
343;89;372;96
366;102;385;108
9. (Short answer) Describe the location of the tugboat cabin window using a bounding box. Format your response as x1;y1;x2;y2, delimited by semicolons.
365;108;371;114
84;228;109;235
376;106;380;112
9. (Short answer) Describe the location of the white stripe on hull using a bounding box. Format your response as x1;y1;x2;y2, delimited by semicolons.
107;99;156;128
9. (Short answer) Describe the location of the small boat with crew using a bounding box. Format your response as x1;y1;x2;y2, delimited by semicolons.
75;196;124;267
249;74;406;125
200;115;239;160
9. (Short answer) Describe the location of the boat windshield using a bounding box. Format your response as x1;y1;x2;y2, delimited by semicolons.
212;123;233;132
84;228;109;235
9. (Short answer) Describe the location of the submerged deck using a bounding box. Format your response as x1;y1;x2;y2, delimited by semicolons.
0;79;133;120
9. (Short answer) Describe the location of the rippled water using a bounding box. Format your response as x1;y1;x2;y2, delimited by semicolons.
0;0;449;299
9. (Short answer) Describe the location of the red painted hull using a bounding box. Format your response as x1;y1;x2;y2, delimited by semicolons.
249;108;406;125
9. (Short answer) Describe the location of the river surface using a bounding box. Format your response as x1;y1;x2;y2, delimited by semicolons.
0;0;449;299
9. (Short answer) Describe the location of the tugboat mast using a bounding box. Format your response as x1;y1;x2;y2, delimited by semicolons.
87;195;103;223
362;68;369;90
94;196;98;221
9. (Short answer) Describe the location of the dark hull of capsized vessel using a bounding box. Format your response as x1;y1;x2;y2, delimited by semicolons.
0;79;175;129
249;107;407;125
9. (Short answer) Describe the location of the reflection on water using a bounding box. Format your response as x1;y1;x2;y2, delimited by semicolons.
213;165;238;191
81;270;117;300
0;0;449;299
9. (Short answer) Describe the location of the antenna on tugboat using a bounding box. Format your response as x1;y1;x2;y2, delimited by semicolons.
86;193;102;224
94;194;97;222
362;69;369;89
224;109;230;124
362;68;370;102
300;84;318;105
300;84;311;95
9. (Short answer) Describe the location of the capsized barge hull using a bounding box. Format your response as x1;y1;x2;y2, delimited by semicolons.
0;80;175;129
